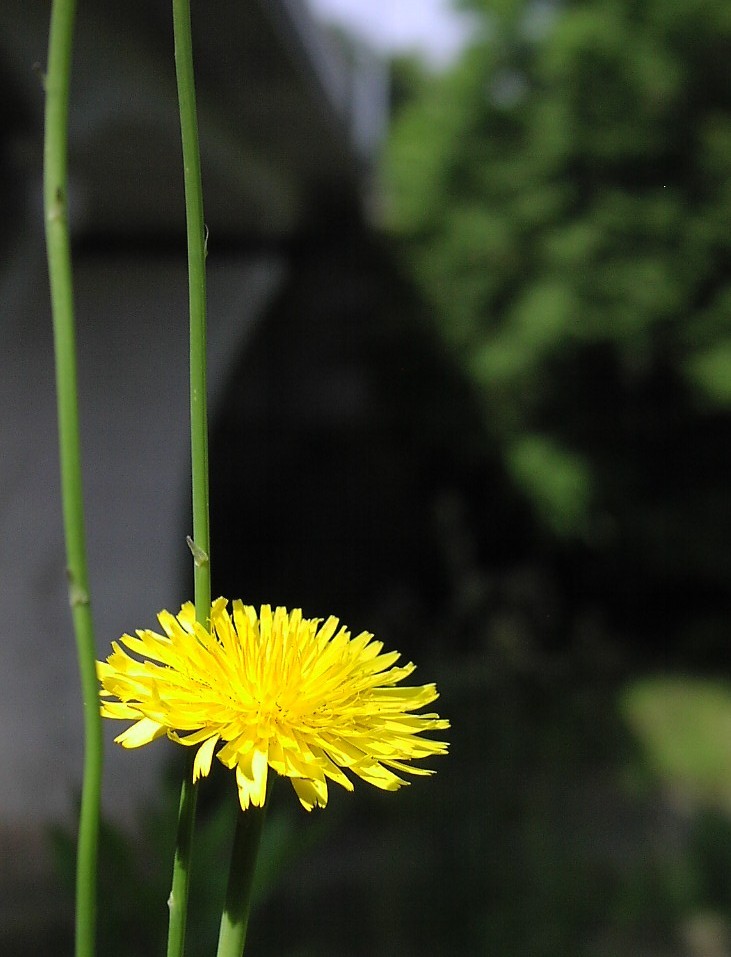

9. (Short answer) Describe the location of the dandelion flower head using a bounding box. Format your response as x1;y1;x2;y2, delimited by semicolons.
97;599;449;811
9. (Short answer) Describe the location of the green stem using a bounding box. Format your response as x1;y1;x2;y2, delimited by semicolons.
166;772;198;957
44;2;103;957
167;0;210;954
216;805;268;957
173;0;210;621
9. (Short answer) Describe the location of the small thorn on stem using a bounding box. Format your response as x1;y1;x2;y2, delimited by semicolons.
187;535;209;568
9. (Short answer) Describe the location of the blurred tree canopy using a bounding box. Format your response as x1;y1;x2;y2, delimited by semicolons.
386;0;731;660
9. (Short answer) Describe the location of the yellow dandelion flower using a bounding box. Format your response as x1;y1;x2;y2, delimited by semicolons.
97;599;449;812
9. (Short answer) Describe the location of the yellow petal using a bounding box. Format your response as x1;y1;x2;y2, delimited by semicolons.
115;717;165;749
291;776;328;811
235;753;268;810
193;735;219;782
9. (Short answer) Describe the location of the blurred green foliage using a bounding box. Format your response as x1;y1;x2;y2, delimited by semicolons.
386;0;731;623
624;678;731;813
381;1;731;950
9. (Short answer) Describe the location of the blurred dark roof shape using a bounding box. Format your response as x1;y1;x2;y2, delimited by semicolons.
0;0;387;240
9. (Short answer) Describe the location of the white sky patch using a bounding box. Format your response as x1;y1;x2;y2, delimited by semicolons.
306;0;475;66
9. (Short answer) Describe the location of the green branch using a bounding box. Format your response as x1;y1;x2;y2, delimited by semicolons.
44;2;103;956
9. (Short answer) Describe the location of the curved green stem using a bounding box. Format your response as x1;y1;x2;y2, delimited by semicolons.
216;804;268;957
167;0;210;954
44;2;103;956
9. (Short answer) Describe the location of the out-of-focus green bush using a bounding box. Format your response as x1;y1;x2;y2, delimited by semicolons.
386;0;731;657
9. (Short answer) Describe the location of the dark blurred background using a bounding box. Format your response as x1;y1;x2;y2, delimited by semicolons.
2;0;731;955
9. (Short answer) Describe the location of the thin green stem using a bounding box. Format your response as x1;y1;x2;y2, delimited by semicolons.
166;772;198;957
216;805;268;957
173;0;210;622
167;0;210;954
44;2;103;957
